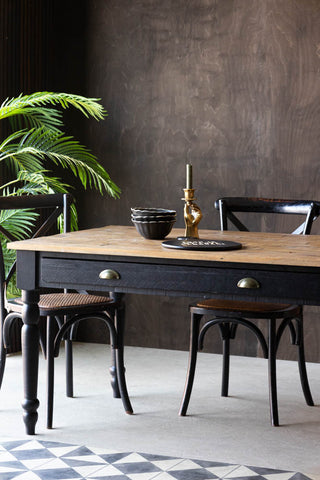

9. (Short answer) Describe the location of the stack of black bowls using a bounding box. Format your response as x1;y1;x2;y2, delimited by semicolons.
131;207;176;239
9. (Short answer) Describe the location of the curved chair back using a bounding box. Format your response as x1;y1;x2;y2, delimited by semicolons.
215;197;320;235
0;193;72;313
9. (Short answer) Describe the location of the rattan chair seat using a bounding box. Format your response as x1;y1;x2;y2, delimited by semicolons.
7;293;114;315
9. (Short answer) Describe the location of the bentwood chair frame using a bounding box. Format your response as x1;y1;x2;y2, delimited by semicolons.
0;193;132;428
179;197;319;426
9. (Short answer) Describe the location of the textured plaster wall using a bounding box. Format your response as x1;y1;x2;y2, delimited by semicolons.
52;0;320;361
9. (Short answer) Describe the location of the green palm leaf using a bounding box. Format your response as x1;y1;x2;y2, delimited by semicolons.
0;208;39;240
1;170;67;194
0;92;119;197
0;92;106;130
0;128;120;197
0;131;44;172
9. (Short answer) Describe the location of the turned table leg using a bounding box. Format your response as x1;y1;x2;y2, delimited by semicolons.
21;289;40;435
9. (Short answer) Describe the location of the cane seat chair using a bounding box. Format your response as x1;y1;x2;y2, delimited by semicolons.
0;193;132;428
179;197;319;426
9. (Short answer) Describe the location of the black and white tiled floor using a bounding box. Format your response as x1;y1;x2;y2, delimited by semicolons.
0;440;312;480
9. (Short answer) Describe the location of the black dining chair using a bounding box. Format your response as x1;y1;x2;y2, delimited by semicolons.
179;197;319;426
0;193;132;428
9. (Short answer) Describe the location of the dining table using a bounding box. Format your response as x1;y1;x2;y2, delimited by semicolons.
8;224;320;434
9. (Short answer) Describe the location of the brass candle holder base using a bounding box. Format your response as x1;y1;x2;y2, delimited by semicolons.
182;188;202;238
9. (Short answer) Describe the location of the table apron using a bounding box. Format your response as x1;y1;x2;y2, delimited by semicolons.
38;256;320;304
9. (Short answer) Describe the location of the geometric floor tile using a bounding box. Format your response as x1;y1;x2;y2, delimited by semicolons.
0;440;313;480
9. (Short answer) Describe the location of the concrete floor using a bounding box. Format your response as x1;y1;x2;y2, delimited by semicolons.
1;343;320;478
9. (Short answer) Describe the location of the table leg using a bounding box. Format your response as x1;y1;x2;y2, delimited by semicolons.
109;292;123;398
268;318;279;427
21;289;40;435
115;303;133;414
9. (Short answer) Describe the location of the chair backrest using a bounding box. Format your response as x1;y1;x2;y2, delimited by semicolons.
215;197;320;235
0;193;73;309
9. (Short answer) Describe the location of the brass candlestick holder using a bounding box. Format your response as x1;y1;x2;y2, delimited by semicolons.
182;188;202;238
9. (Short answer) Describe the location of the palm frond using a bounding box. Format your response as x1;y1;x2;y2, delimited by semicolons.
0;208;39;240
0;92;107;124
17;170;69;193
49;147;120;197
0;130;44;172
21;92;107;120
0;151;44;173
1;99;62;133
1;170;67;194
1;128;120;197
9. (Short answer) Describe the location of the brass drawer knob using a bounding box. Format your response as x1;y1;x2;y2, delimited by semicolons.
99;269;120;280
237;277;260;289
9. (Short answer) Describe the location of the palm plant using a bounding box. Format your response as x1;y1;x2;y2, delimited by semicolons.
0;92;120;198
0;91;120;291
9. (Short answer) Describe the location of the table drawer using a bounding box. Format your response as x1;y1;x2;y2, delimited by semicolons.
39;256;320;303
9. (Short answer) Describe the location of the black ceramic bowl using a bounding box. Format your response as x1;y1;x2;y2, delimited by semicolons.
131;207;176;217
131;213;176;222
132;219;176;239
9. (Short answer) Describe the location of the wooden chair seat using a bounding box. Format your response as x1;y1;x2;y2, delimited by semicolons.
194;299;301;318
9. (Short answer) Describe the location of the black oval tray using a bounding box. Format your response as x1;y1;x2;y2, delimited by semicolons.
162;238;242;251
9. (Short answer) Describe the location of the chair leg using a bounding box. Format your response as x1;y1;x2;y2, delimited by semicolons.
65;333;73;398
54;315;74;398
66;321;81;398
114;305;133;414
1;313;26;389
268;318;279;426
110;342;120;399
46;316;55;429
179;313;202;416
219;322;235;397
0;334;6;389
221;333;230;397
296;317;314;406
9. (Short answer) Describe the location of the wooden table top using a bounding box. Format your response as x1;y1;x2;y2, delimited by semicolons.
7;225;320;269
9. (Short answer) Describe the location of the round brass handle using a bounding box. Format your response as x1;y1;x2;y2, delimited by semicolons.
237;277;260;289
99;269;120;280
